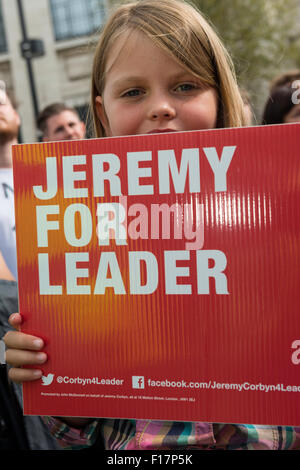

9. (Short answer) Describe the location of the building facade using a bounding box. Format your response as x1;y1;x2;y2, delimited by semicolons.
0;0;108;142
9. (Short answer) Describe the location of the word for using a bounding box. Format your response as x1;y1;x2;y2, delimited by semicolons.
38;250;229;295
32;146;236;199
36;199;204;250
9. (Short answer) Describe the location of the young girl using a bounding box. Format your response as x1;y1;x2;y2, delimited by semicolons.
4;0;300;450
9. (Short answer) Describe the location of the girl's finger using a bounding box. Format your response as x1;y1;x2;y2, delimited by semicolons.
8;367;43;383
8;313;22;330
3;330;44;351
5;348;47;368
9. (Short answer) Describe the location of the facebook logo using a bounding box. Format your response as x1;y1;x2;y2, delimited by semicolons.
132;376;145;389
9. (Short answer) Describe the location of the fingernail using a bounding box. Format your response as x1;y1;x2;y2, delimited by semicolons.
33;339;43;349
36;352;47;362
33;370;43;377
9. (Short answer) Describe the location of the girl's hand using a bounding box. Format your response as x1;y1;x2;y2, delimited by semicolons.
4;314;93;429
3;313;47;383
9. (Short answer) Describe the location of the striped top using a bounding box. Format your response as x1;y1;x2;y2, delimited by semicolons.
44;417;300;450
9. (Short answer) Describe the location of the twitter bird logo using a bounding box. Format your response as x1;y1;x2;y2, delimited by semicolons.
41;373;54;386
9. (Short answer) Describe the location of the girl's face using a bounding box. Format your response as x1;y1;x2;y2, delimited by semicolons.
96;31;218;137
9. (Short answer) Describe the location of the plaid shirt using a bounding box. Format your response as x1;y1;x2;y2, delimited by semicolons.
44;417;300;450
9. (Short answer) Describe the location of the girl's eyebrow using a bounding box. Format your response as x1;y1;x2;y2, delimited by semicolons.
111;72;200;89
111;76;146;88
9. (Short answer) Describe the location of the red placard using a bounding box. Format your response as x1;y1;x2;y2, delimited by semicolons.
12;123;300;425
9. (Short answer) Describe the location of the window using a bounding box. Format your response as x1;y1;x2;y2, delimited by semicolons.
0;1;7;53
50;0;106;41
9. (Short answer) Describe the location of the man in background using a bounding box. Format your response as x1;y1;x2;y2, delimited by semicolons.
37;102;86;142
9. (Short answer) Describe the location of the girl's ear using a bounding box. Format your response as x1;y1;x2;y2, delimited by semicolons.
95;95;111;136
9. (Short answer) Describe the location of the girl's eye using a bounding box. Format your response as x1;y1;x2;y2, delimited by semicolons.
175;83;197;92
121;89;143;98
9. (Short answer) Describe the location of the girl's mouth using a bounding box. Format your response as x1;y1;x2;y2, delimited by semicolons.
148;128;177;134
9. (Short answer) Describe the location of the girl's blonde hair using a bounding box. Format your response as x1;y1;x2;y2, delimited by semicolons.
91;0;246;137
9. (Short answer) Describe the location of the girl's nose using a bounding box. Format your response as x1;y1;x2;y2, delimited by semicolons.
148;98;176;121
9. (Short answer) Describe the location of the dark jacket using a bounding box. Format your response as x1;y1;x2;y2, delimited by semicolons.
0;280;61;450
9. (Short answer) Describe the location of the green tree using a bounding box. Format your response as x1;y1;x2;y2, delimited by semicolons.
192;0;299;118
